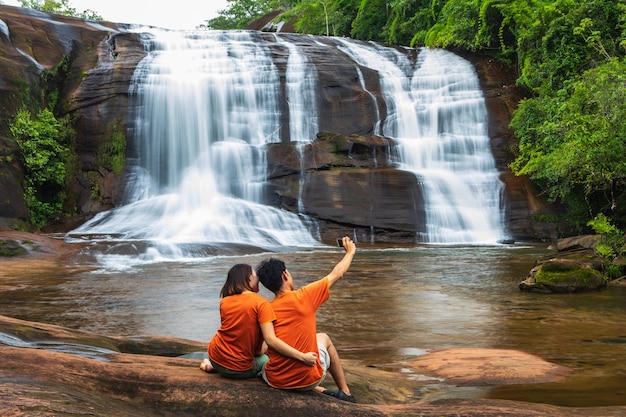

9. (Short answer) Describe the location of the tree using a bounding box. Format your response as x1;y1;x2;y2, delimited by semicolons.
510;58;626;224
424;0;481;49
205;0;274;29
18;0;102;19
351;0;388;42
385;0;434;46
281;0;329;35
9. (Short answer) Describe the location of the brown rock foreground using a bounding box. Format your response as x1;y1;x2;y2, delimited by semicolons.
2;231;625;416
1;315;625;416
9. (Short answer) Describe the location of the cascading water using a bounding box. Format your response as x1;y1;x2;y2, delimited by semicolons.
407;49;507;243
70;29;322;259
273;34;318;213
335;41;508;244
69;29;508;261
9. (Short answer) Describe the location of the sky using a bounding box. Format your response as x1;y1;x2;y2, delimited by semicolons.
2;0;230;30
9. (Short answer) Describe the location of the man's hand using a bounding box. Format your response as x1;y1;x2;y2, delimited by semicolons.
340;236;356;255
301;351;318;366
328;236;356;287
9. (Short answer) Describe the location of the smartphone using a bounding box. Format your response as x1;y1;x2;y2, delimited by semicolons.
336;238;344;248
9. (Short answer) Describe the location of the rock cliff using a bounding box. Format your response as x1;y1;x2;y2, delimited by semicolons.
0;5;558;241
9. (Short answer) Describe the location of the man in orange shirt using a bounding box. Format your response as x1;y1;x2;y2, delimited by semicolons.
255;236;357;403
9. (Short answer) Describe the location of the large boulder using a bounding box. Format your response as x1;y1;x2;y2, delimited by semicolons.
265;132;425;242
519;235;609;293
408;347;572;385
519;258;606;293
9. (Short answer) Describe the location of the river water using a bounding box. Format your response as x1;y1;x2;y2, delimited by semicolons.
1;242;625;407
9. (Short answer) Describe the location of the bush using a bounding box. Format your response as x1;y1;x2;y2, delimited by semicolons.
10;108;74;227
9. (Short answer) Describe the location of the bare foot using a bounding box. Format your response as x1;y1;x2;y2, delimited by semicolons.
200;358;215;373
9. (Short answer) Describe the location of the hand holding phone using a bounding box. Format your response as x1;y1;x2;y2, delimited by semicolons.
336;238;344;248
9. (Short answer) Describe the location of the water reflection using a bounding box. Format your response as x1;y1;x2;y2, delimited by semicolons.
1;244;625;407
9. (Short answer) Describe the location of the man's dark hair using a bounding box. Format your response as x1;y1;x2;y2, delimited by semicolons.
256;258;286;293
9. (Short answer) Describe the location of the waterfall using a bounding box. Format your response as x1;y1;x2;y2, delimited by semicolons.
273;34;318;213
335;41;508;244
407;49;507;243
69;29;508;259
70;29;321;257
275;34;319;143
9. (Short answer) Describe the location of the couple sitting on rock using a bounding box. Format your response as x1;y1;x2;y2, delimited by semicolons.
200;236;357;403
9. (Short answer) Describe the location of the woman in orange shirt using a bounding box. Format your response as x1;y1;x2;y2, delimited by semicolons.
200;263;317;379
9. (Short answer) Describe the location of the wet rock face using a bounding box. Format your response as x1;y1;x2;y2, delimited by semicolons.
264;133;426;241
0;6;555;241
0;6;145;228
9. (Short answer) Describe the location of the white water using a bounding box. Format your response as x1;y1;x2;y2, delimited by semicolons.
70;30;508;260
406;49;506;243
274;34;319;213
335;41;507;244
71;30;321;257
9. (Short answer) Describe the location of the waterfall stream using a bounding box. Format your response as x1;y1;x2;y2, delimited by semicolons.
70;29;508;260
335;41;506;244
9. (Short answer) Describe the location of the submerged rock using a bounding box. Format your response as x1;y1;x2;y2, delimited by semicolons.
407;348;572;385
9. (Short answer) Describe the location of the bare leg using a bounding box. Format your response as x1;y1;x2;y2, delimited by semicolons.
316;332;351;395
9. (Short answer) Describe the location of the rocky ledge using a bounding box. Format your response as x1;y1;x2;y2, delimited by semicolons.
2;314;626;417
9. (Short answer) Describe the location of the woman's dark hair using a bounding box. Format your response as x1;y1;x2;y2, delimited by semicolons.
220;264;254;298
256;258;286;293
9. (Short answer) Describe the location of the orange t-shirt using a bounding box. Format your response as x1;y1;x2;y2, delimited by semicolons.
207;292;276;372
264;277;330;389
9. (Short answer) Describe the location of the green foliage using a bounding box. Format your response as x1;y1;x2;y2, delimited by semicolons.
350;0;388;42
424;0;480;49
10;108;75;227
18;0;102;19
97;119;126;175
282;1;329;35
510;58;626;219
587;213;626;280
204;0;275;29
588;213;625;258
588;213;621;238
512;0;625;93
